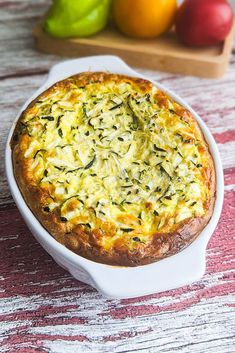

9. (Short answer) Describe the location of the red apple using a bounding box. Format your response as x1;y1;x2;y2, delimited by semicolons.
175;0;234;46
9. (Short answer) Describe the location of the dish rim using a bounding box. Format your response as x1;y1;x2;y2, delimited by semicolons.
5;55;224;298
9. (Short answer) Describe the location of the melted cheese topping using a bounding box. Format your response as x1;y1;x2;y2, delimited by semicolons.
18;75;211;249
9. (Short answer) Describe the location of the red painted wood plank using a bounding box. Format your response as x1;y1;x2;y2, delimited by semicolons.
0;190;234;310
224;167;235;186
213;130;235;144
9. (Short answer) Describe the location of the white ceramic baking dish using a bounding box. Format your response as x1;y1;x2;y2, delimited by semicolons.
5;55;224;299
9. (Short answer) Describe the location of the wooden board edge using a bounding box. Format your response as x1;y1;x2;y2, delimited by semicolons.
33;22;234;79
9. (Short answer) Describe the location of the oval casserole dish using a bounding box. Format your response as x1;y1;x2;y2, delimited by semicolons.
11;72;216;266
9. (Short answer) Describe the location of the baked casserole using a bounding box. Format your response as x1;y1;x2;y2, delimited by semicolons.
11;72;215;266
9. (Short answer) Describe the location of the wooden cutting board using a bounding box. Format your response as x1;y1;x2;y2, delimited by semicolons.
33;21;235;78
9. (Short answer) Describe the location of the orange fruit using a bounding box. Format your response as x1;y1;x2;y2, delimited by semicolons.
112;0;177;38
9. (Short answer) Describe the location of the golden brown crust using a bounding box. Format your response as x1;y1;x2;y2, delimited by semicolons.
11;72;216;266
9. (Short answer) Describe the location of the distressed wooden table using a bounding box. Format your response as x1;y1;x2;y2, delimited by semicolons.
0;1;235;352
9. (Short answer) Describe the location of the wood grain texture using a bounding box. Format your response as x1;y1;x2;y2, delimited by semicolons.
0;1;235;352
33;20;235;78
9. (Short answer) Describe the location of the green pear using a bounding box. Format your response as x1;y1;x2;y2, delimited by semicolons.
44;0;111;38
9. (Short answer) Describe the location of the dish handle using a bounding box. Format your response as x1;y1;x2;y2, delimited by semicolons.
85;235;208;299
45;55;140;87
